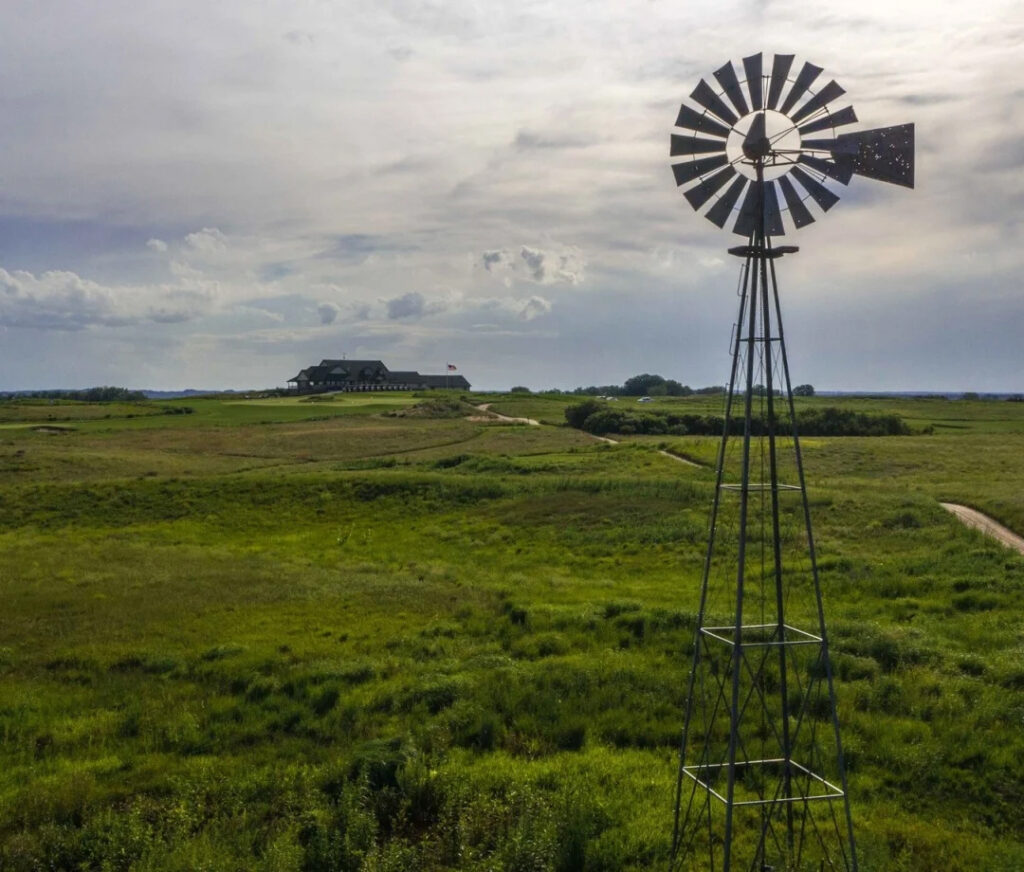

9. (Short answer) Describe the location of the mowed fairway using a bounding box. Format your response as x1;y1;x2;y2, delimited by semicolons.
1;392;1023;870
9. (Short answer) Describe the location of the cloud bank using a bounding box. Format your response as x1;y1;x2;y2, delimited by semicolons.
0;1;1018;391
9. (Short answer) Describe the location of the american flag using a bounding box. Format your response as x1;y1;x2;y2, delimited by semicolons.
447;364;457;371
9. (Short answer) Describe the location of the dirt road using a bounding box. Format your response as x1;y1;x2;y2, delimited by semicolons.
584;432;701;467
472;404;540;426
941;503;1024;555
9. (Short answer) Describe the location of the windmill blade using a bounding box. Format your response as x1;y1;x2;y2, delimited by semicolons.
671;154;730;187
763;181;785;236
743;53;764;110
798;105;858;135
690;79;739;125
766;54;794;109
674;104;732;139
777;174;816;228
670;134;728;157
801;137;859;155
733;181;761;237
705;176;748;228
714;60;750;116
732;180;785;237
790;165;840;211
684;164;737;210
835;123;915;188
790;80;846;123
779;61;824;114
799;153;853;184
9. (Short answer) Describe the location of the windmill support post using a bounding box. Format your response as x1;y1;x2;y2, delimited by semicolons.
671;209;858;872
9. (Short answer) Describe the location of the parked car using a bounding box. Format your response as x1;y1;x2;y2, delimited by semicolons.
637;396;653;403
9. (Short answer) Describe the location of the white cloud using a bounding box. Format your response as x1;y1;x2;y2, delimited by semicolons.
480;245;585;285
184;227;228;253
0;266;211;331
519;295;552;321
146;238;168;252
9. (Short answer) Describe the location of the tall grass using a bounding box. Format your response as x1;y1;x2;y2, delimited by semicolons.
0;395;1022;869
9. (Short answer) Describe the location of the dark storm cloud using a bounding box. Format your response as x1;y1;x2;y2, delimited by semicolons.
317;302;340;324
385;291;449;320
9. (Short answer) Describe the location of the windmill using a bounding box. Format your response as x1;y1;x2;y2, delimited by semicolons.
667;53;913;871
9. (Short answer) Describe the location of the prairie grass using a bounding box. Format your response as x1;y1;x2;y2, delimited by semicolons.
0;394;1022;869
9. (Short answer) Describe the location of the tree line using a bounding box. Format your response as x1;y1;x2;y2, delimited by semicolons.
1;386;147;402
563;373;814;398
565;400;910;437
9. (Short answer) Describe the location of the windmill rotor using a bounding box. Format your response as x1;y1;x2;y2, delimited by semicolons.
670;52;915;236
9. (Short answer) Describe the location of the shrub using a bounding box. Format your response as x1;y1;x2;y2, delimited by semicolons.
564;399;603;429
563;401;911;438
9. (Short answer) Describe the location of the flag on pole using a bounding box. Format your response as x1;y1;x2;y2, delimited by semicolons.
447;364;457;371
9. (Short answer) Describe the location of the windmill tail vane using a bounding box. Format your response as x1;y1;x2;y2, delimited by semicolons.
667;53;913;871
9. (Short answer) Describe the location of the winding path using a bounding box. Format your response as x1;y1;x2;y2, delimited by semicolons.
472;403;540;426
473;404;703;468
941;503;1024;555
584;432;701;467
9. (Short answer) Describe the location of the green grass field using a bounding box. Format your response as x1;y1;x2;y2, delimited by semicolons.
1;391;1022;870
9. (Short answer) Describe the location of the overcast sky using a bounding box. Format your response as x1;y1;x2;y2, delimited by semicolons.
0;0;1020;391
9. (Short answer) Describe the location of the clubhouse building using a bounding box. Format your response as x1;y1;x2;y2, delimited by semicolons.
288;359;470;393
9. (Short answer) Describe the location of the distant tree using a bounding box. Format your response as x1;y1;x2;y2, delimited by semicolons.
15;386;146;402
509;385;531;393
572;385;621;396
664;379;693;396
622;373;666;396
793;384;815;397
695;385;726;395
960;391;980;401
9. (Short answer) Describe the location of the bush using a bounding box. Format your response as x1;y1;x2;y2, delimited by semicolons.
563;401;911;438
384;399;470;419
564;399;603;429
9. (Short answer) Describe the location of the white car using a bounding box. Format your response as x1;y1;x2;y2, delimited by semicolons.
637;396;653;403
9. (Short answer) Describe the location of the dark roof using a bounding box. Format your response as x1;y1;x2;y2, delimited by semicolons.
319;359;387;371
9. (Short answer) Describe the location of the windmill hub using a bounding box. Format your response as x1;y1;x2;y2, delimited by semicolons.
726;110;802;180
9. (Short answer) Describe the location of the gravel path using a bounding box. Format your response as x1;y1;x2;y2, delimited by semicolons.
584;432;701;466
473;403;540;426
656;448;701;467
941;503;1024;555
474;406;700;467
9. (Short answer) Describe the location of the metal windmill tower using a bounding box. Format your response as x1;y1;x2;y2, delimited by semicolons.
667;53;914;871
